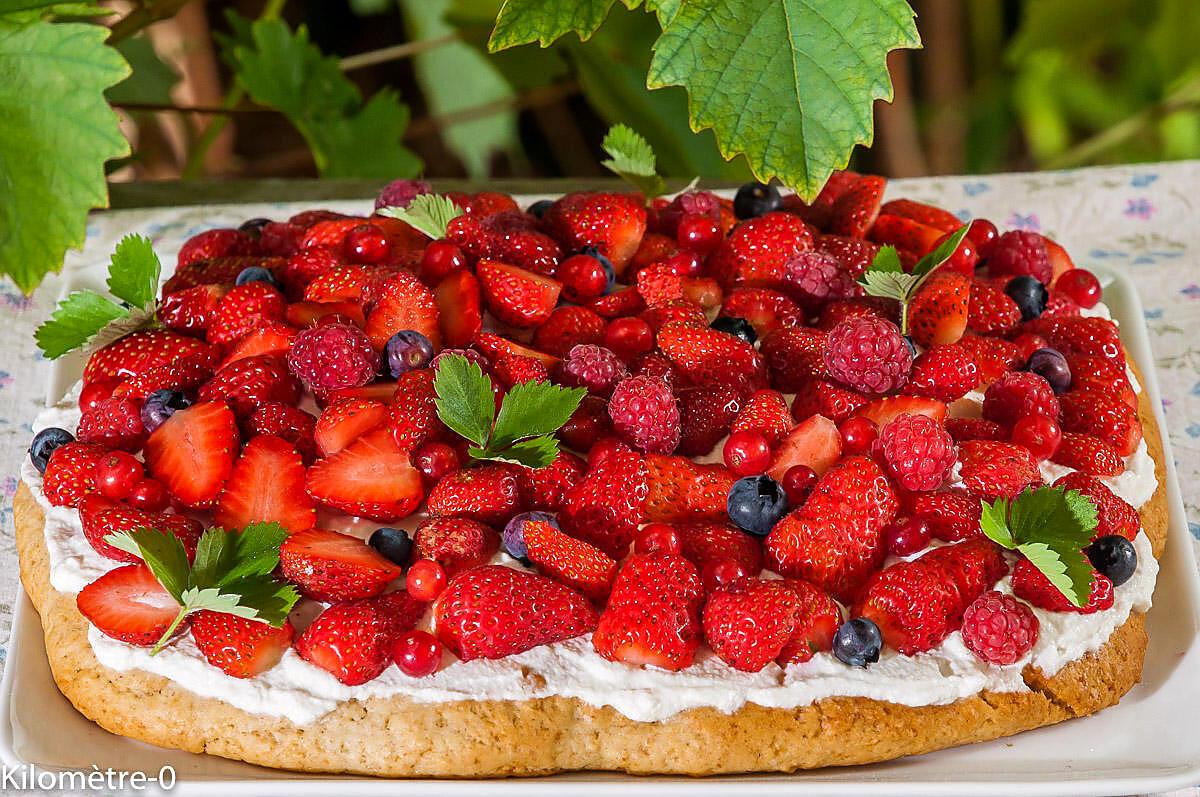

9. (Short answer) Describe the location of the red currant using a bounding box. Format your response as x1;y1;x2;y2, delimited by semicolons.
406;559;447;602
1054;268;1101;309
392;629;443;677
702;558;749;593
780;464;818;505
660;249;703;277
634;523;681;555
884;517;932;557
934;228;978;275
676;214;723;253
127;478;169;512
79;378;120;413
1011;414;1062;461
722;430;771;476
838;416;877;456
965;218;999;258
603;317;654;362
587;435;623;467
414;442;461;485
1012;332;1050;364
344;224;390;264
93;451;143;500
418;240;466;284
557;254;610;302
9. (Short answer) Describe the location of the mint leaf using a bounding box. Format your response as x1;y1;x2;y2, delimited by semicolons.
857;270;919;304
489;0;622;49
214;577;300;626
433;354;496;446
479;435;560;469
490;380;586;449
35;291;127;359
646;0;919;199
0;20;130;293
601;123;666;198
859;226;970;335
378;194;464;240
106;234;160;309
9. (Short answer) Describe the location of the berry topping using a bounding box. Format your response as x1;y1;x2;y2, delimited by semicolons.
287;322;380;396
988;230;1051;284
369;527;412;566
29;427;74;474
726;475;789;536
384;330;434;377
607;374;680;454
1086;535;1138;587
296;592;424;685
592;553;704;670
823;316;912;394
874;412;957;491
960;591;1039;665
1004;275;1048;321
832;617;882;667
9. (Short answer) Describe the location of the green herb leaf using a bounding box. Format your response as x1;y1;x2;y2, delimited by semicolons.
106;234;161;309
488;0;622;49
910;225;970;280
490;380;587;450
856;270;919;304
479;434;560;469
0;20;130;293
378;194;464;240
432;354;496;446
105;528;190;603
979;487;1099;607
646;0;919;200
867;245;903;274
34;291;128;359
220;521;291;586
858;226;971;335
601;123;666;198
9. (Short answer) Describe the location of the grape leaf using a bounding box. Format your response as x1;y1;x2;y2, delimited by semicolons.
0;20;130;292
646;0;919;199
222;17;421;179
489;0;627;49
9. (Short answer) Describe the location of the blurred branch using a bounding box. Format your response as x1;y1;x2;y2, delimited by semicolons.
107;0;191;44
918;0;967;174
339;33;462;71
114;102;273;114
874;50;928;177
405;80;580;139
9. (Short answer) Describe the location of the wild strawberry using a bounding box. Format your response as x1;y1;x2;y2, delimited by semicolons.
868;213;943;254
643;454;736;524
312;399;386;457
532;305;605;357
1050;432;1124;477
207;282;287;347
658;323;767;393
640;299;707;332
1065;352;1134;402
199;354;300;419
289;209;348;227
815;234;880;278
79;494;203;563
1053;472;1139;541
775;579;842;665
84;329;214;386
588;286;647;318
506;451;581;514
158;283;229;334
542;191;647;272
907;270;970;347
675;521;762;575
767;413;842;481
827;174;885;237
178;228;259;268
920;537;1009;605
988;231;1052;284
387;368;446;450
363;270;441;351
305;427;424;521
302;264;376;304
945;417;1007;444
716;289;801;339
703;578;805;671
191;612;294;678
676;384;739;453
960;591;1039;665
790;379;867;424
76;396;147;452
297;591;424;685
246;402;316;463
732;389;792;446
879;198;961;231
165;256;283;295
1011;558;1114;614
426;464;523;526
145;401;239;508
524;520;617;600
432;269;483;350
282;246;345;300
592;553;704;670
823;316;912;394
781;250;860;310
476;258;562;328
1022;315;1123;364
766;456;898;601
791;170;860;229
875;413;957;491
215;435;315;533
982;371;1060;427
1059;387;1142;456
41;442;103;508
903;344;980;402
967;279;1021;334
280;527;402;602
707;211;813;289
560;443;647;558
957;334;1022;383
413;516;500;575
853;394;948;428
112;348;220;401
956;439;1041;500
902;490;982;542
76;564;181;646
298;217;364;250
445;210;562;276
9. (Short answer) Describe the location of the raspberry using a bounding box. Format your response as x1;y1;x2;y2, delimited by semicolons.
982;371;1060;426
559;344;628;397
987;230;1051;284
903;344;979;402
286;322;381;396
823;316;912;394
608;376;681;454
875;413;957;491
374;178;432;210
960;591;1039;665
782;250;859;309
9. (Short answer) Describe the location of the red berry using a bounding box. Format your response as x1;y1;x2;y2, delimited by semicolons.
720;430;769;476
982;371;1060;426
635;523;682;555
702;557;749;593
823;317;912;394
608;374;681;454
560;344;628;397
587;435;624;466
965;218;999;258
780;464;818;504
406;559;447;602
988;230;1051;284
1011;414;1062;461
558;253;610;302
127;478;169;512
874;413;957;491
413;442;461;485
79;378;121;413
1055;268;1101;309
391;629;443;677
676;214;722;253
960;590;1039;665
344;224;390;264
93;451;143;501
1012;332;1050;363
838;416;877;456
884;517;932;557
661;249;703;276
419;240;467;284
286;322;381;396
603;316;654;361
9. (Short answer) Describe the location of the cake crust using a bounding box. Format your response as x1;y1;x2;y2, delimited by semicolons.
11;374;1169;778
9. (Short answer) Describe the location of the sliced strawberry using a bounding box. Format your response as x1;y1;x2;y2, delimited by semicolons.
434;269;483;348
588;286;647;319
322;381;399;405
869;213;944;255
643;454;736;524
879;198;962;232
158;283;229;334
305;426;424;521
1044;237;1076;281
387;368;445;450
285;300;366;329
473;332;560;369
280;527;403;602
218;323;298;367
766;413;842;480
365;271;441;350
908;270;970;346
592;553;704;670
853;395;948;428
299;217;365;250
828;174;886;237
524;519;618;600
675;521;762;575
215;435;316;533
542;191;647;272
314;398;388;457
476;258;561;328
198;354;301;418
77;564;181;646
296;591;424;685
144;401;239;508
191;612;294;678
163;256;282;295
79;494;203;563
303;265;378;303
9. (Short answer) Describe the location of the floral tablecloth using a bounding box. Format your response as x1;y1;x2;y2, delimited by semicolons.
0;163;1197;795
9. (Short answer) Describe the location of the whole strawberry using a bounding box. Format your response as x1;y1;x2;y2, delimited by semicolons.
675;384;743;456
207;282;288;347
823;316;911;394
559;443;648;558
1052;472;1138;541
1011;558;1114;614
413;516;500;575
523;520;618;600
592;553;704;670
675;520;763;574
177;228;258;268
988;230;1051;284
903;343;979;402
426;464;523;526
76;396;147;452
657;323;767;394
387;368;446;450
703;578;803;672
42;441;104;507
707;211;813;289
83;329;214;386
760;327;828;392
515;450;585;512
731;389;792;446
198;354;301;419
79;494;202;562
542;191;647;272
296;591;425;685
643;454;737;524
956;440;1041;500
286;322;381;397
982;371;1060;426
280;528;403;602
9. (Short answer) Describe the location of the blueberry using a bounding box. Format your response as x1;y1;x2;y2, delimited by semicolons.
503;511;558;563
369;527;412;566
141;389;191;434
711;315;757;345
1086;535;1137;587
385;331;435;378
833;618;882;667
901;335;917;360
726;475;788;536
733;182;782;220
235;266;278;288
1004;275;1048;322
580;246;616;293
1025;347;1072;394
29;427;74;474
527;199;553;218
238;217;272;236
